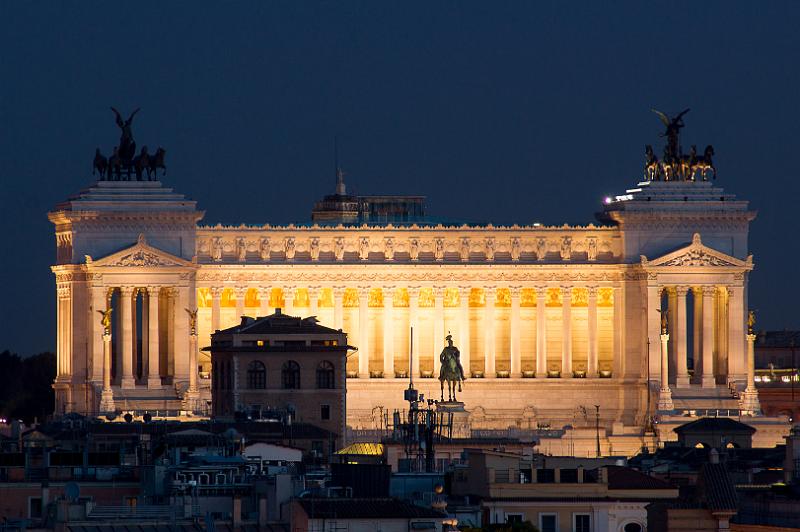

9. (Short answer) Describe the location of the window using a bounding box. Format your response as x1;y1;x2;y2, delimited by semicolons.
539;513;557;532
573;513;591;532
623;523;643;532
317;360;336;389
321;404;330;420
247;360;266;389
506;514;523;524
28;497;42;519
282;360;301;389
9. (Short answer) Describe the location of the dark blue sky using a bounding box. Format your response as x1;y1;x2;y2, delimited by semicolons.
1;2;798;354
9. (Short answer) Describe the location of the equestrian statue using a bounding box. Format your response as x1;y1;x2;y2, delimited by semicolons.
439;334;466;402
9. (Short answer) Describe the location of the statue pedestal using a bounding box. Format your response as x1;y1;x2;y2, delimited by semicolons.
436;401;471;439
99;388;116;413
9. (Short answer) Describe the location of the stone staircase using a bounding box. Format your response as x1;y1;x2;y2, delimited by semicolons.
669;385;742;414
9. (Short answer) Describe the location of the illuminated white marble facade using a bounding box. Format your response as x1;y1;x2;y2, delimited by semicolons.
50;178;777;452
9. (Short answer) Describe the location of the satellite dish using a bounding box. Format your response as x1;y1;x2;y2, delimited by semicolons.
65;482;80;502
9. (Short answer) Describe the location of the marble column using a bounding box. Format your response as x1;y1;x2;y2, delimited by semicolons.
536;287;547;377
693;287;702;383
259;286;271;317
433;287;445;376
587;286;598;378
675;286;690;387
210;287;222;332
727;286;746;383
647;285;663;385
147;286;161;388
308;286;320;319
510;286;522;378
175;286;190;381
561;286;573;378
657;331;674;410
612;285;623;379
383;286;395;378
701;287;716;388
90;286;108;383
333;287;344;331
459;286;471;376
235;287;246;321
120;286;135;389
409;287;420;378
185;332;200;410
358;287;370;378
99;332;115;412
484;286;496;378
741;332;761;413
283;286;295;316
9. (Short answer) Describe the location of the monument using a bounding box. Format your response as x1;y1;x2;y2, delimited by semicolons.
48;109;786;453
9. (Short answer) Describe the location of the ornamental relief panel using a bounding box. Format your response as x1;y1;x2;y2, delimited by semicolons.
193;268;624;284
194;226;620;265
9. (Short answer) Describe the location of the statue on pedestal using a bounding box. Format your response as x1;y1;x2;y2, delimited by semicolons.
439;334;466;402
97;308;113;335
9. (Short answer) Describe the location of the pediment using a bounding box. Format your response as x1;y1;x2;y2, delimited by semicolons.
88;234;195;268
641;233;752;269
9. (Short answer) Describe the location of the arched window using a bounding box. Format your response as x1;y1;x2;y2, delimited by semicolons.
623;523;643;532
247;360;266;389
282;360;301;389
317;361;335;389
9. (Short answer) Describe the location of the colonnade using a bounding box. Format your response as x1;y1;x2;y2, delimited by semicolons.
92;284;191;389
198;284;621;380
649;284;746;390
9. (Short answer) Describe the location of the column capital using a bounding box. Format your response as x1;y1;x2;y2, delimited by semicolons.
561;286;573;301
675;285;690;297
119;286;135;296
332;286;346;298
535;286;548;298
258;285;271;295
146;285;162;294
209;286;223;298
407;285;422;297
587;285;599;298
233;286;247;297
701;285;717;298
382;286;395;298
509;286;522;298
432;285;446;298
306;285;321;296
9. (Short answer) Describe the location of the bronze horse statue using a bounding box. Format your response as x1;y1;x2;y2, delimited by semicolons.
147;147;166;179
133;146;150;181
439;335;466;402
644;145;660;181
93;148;108;177
690;145;715;180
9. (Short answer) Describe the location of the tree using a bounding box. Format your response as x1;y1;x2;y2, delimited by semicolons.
0;350;55;423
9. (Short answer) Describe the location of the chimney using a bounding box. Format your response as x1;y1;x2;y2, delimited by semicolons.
275;308;282;316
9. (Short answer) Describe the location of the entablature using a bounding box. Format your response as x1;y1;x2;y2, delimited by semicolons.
194;224;622;265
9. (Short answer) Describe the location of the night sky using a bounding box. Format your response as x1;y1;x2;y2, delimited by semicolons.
1;2;798;355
